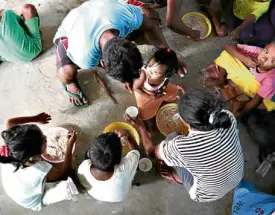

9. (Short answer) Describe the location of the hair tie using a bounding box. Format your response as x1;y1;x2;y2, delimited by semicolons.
0;145;10;157
209;111;218;124
167;48;171;52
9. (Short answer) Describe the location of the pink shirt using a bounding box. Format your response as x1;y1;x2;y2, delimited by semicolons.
237;44;275;100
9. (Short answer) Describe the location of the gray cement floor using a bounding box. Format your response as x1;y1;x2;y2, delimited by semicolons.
0;0;275;215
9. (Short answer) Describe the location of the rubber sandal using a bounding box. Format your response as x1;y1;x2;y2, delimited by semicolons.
62;82;89;108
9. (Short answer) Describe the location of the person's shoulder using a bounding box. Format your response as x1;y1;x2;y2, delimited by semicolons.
78;160;91;172
221;109;237;127
33;161;52;173
126;149;140;156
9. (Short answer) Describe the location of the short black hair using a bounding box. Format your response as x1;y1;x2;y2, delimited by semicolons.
0;124;44;171
103;37;143;85
87;133;122;172
178;89;232;131
147;48;178;77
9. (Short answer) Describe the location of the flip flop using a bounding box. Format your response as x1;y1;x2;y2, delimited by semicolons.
62;82;89;108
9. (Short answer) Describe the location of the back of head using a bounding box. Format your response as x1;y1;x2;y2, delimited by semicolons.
103;38;143;85
148;48;178;77
0;124;43;170
87;133;122;172
178;89;232;131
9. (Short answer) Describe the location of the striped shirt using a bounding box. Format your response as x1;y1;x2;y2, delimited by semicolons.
159;110;244;202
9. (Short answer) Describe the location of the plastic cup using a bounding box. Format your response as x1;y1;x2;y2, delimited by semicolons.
126;106;139;119
139;158;152;172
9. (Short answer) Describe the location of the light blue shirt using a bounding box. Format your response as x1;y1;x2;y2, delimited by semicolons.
1;161;52;211
54;0;143;69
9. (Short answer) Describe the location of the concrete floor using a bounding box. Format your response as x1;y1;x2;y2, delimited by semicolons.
0;0;275;214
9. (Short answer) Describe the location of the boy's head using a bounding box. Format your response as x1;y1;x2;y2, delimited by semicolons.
257;43;275;71
87;133;122;172
145;48;178;80
102;37;143;86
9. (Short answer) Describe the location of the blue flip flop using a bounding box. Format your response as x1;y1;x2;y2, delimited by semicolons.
62;83;89;108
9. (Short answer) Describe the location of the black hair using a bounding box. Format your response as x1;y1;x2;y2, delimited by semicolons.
103;37;143;85
146;48;178;77
87;133;122;172
178;89;232;131
0;124;44;171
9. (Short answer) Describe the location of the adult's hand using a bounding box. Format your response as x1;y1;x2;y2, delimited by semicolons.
189;29;201;41
124;114;145;132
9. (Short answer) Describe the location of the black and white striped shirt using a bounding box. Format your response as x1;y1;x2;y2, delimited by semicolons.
160;110;244;202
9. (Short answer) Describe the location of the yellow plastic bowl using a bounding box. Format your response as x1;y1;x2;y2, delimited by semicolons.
182;11;212;39
103;122;140;155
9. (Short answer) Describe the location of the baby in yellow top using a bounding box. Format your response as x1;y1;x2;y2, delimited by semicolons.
203;0;271;39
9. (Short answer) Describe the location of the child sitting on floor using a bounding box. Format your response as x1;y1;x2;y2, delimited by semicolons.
133;48;183;121
77;131;140;202
0;113;78;211
204;42;275;118
204;0;271;40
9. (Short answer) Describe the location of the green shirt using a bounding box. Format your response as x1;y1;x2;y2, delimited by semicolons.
0;10;42;63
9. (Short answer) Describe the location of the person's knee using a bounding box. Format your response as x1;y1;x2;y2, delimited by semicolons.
22;4;38;20
166;18;174;30
57;64;77;83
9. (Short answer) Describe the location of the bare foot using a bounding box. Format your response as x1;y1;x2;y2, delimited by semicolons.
158;161;183;185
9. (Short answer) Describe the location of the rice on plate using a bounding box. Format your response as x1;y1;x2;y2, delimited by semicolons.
42;127;74;163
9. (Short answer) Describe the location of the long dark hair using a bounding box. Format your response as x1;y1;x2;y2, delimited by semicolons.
0;124;44;171
178;89;232;131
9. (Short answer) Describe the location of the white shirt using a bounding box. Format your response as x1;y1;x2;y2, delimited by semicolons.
1;161;52;211
77;150;140;202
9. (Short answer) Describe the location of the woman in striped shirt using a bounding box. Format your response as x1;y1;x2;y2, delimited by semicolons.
125;89;244;202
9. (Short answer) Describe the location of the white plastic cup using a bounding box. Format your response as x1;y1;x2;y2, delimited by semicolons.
126;106;139;119
139;158;152;172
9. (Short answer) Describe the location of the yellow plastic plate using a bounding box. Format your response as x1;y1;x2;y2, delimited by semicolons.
182;11;212;39
103;122;140;155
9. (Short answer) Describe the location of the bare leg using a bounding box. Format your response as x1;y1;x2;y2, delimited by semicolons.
208;9;228;37
204;66;227;87
158;161;183;184
57;65;88;106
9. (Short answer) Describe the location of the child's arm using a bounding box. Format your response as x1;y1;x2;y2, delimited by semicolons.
225;43;259;68
231;14;255;40
133;70;156;99
6;113;51;129
47;131;76;182
233;94;263;118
